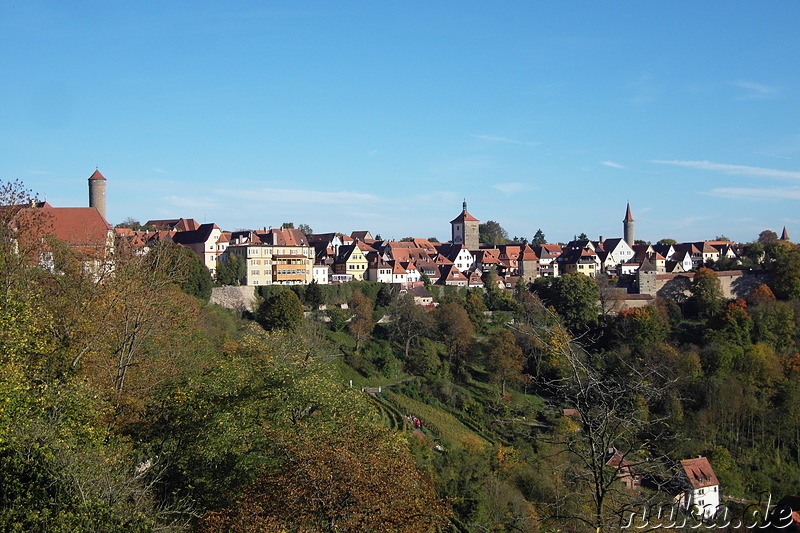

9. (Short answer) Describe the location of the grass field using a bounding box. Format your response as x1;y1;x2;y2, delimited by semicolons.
332;357;411;389
385;391;490;448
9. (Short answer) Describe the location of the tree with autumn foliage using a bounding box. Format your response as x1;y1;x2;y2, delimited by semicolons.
388;295;432;359
613;305;669;350
486;329;527;396
689;267;724;319
523;301;674;533
436;302;475;365
708;299;753;347
199;424;450;533
748;283;776;306
768;241;800;300
348;289;374;352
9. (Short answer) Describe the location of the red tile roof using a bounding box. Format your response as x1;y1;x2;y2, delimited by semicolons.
450;201;480;224
680;457;718;489
88;169;106;181
41;205;111;245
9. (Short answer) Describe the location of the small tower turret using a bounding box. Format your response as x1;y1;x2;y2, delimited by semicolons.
780;226;791;242
88;169;107;220
623;202;635;247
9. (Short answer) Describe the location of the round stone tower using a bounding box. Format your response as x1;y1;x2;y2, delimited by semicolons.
88;169;107;220
623;202;635;247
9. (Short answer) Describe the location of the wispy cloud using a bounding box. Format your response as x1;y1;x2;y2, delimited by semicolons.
493;182;537;195
153;167;169;174
628;74;659;105
728;80;780;100
601;161;627;169
162;195;219;209
217;187;386;205
674;215;716;228
471;135;540;148
703;186;800;201
754;152;792;160
413;191;462;205
651;160;800;181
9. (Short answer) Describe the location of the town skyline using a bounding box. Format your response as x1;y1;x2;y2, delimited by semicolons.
3;2;800;243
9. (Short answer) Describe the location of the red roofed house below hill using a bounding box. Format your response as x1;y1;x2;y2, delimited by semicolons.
677;457;720;519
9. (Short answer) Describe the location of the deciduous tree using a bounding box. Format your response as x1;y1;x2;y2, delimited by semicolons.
348;290;374;352
216;254;246;286
388;295;431;359
613;306;668;350
768;242;800;300
176;244;212;302
690;267;724;319
486;329;526;395
479;220;509;246
533;273;600;333
524;303;674;533
747;283;776;306
759;229;779;244
200;425;450;533
437;302;475;364
256;290;304;332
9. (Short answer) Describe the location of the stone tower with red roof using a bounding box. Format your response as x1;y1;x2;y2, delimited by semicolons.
623;202;635;247
88;169;107;220
451;200;479;251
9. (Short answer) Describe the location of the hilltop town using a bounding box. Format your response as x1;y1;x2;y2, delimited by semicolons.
50;171;788;313
6;171;800;531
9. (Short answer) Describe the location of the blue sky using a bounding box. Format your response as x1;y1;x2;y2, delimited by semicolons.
2;1;800;244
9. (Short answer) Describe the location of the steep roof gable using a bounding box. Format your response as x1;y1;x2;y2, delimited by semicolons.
680;457;719;489
171;223;220;245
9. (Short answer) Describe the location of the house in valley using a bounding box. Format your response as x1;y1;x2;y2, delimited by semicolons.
677;457;720;519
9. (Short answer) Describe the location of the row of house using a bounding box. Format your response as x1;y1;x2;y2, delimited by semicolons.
109;203;785;292
25;173;792;295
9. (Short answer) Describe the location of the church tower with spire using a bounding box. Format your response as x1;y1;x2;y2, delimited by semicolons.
781;226;791;242
451;200;480;251
623;202;635;247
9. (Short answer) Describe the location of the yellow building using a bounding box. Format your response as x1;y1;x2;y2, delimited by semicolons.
224;228;313;286
333;244;368;281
